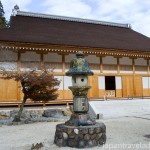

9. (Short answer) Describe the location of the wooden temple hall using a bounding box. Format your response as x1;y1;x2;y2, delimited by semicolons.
0;7;150;104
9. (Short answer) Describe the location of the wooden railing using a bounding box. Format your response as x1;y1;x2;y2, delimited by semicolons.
0;100;73;108
105;90;116;97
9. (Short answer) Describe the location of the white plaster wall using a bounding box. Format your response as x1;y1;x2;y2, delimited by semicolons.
21;61;40;68
135;58;147;66
54;76;63;90
120;64;133;74
142;77;149;88
149;77;150;89
135;65;147;74
0;62;17;71
135;71;147;74
64;76;72;90
20;68;34;71
92;70;100;73
120;71;133;74
120;57;132;65
98;76;105;89
86;55;99;64
103;70;117;73
65;54;100;73
89;63;100;73
65;58;72;72
44;62;62;72
44;53;62;62
65;54;76;62
53;69;62;72
103;56;117;64
0;50;17;61
65;63;70;72
65;54;100;63
47;69;62;72
21;51;40;61
65;69;69;72
115;76;122;89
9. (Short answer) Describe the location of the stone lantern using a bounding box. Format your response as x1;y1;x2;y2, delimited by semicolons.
54;51;106;148
65;51;95;126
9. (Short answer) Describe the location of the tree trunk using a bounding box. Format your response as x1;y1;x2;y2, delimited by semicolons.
13;95;27;122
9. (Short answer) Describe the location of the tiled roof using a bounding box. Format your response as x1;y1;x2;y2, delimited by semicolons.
16;11;130;28
0;11;149;51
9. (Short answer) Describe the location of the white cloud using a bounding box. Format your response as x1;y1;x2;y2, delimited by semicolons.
42;0;93;19
1;0;32;19
41;0;150;37
95;0;150;37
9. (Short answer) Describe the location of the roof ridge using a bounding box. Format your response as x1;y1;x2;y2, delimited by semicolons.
15;10;130;28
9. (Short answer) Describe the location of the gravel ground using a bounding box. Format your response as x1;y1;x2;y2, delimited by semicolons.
0;115;150;150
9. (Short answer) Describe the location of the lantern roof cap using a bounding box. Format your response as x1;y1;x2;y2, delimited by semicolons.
66;51;94;76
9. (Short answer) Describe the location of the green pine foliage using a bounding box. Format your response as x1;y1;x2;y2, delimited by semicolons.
0;0;9;28
0;16;6;28
0;1;4;16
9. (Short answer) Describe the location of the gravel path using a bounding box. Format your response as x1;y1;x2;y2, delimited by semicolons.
0;116;150;150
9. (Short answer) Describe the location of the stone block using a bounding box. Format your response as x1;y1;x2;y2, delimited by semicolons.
43;109;64;118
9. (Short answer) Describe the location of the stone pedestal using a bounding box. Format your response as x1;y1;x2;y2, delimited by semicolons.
65;113;96;126
54;122;106;148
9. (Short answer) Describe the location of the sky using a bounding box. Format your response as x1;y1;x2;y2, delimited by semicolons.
1;0;150;37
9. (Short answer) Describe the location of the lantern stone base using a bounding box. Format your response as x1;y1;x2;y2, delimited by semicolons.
54;122;106;148
65;113;96;126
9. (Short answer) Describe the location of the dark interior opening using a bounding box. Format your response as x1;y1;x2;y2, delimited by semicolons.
81;79;84;82
105;76;116;90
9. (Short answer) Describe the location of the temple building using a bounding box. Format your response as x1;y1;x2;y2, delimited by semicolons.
0;7;150;104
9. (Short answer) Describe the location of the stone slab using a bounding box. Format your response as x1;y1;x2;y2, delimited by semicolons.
89;99;150;119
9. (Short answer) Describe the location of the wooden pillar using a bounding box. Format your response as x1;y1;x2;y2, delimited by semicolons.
114;56;121;74
147;59;150;74
148;59;150;96
62;54;65;73
62;54;65;99
36;52;47;69
17;52;21;72
40;53;44;69
100;56;103;73
132;58;135;97
117;57;120;74
17;51;21;101
132;58;135;74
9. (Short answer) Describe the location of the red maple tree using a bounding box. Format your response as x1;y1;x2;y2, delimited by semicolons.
1;69;60;122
